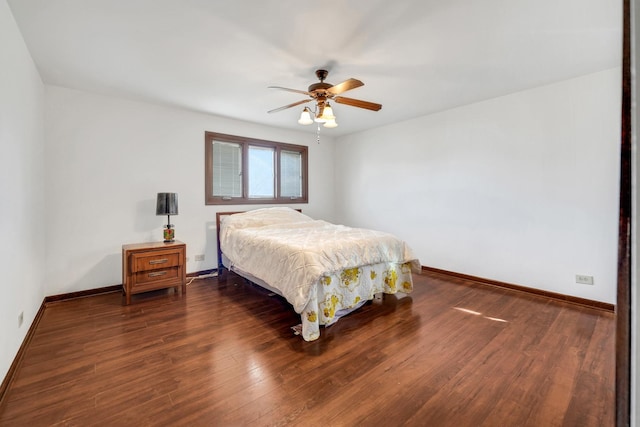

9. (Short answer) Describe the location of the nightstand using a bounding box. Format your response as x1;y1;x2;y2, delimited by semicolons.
122;241;186;305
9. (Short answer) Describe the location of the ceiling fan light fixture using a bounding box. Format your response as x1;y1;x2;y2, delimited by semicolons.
269;70;381;131
297;107;313;125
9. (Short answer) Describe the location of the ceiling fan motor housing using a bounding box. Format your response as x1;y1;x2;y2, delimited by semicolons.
308;82;332;93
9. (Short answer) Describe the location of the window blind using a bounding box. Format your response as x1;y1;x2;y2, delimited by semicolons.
212;141;242;197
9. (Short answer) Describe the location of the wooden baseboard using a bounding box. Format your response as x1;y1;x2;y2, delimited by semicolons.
422;266;615;312
0;299;46;405
43;269;219;303
45;285;123;304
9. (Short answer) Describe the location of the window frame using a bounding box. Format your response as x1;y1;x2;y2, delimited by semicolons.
205;131;308;205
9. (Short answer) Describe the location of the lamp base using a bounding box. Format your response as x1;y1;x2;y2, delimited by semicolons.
163;225;175;243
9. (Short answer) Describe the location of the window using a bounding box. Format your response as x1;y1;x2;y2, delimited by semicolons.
205;132;308;205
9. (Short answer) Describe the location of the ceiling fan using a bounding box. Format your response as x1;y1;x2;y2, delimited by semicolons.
267;69;382;128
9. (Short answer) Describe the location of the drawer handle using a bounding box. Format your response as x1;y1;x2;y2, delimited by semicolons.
149;258;169;265
148;271;168;278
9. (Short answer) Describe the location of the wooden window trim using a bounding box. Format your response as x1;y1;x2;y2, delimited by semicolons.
205;131;308;205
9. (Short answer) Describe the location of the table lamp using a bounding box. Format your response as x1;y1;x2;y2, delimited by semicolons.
156;192;178;242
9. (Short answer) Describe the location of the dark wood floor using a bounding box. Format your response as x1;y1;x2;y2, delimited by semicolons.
0;271;614;426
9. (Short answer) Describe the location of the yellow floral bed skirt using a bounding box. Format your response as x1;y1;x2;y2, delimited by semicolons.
300;261;415;341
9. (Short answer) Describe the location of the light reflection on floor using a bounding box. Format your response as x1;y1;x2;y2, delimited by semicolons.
453;307;508;323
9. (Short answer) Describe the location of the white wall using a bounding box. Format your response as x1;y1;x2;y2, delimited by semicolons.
0;0;45;381
44;86;335;295
335;69;621;304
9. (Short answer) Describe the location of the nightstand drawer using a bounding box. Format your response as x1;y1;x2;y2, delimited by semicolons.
134;266;181;285
131;250;181;273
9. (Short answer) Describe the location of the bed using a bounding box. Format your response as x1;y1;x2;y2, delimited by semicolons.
216;207;420;341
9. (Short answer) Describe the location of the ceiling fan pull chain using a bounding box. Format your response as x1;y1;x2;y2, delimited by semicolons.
317;123;321;144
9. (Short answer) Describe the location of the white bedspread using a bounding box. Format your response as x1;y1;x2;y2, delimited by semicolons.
220;208;420;313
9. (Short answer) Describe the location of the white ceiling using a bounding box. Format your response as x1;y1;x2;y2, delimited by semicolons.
8;0;622;136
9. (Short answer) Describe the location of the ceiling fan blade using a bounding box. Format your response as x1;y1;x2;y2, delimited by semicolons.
334;96;382;111
267;99;311;114
327;78;364;95
268;86;311;96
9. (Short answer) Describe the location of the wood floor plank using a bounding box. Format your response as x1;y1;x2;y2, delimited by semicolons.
0;271;615;426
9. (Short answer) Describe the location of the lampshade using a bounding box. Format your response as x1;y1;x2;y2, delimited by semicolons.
156;193;178;216
297;107;313;125
323;119;338;128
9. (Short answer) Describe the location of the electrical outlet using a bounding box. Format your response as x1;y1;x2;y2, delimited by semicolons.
195;254;205;261
18;311;23;328
575;275;594;285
